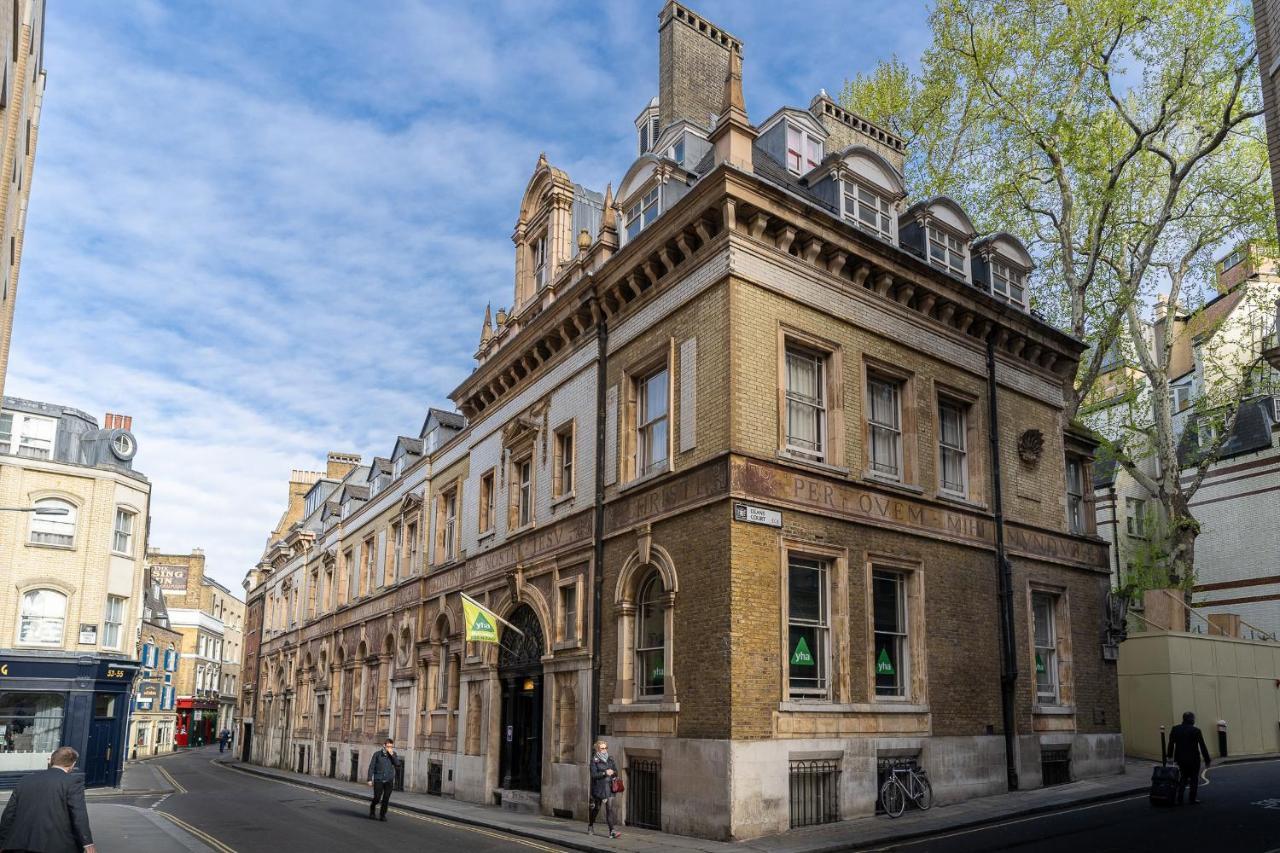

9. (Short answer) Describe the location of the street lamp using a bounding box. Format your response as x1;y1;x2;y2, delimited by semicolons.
0;506;70;515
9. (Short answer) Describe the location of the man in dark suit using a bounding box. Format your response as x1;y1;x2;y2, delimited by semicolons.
0;746;95;853
1167;711;1212;804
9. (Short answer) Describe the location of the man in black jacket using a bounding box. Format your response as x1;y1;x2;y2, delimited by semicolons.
366;739;398;821
0;746;95;853
1167;711;1212;804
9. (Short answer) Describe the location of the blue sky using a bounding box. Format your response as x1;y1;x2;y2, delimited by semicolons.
9;0;932;593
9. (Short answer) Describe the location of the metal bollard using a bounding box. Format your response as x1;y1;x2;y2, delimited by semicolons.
1217;720;1228;758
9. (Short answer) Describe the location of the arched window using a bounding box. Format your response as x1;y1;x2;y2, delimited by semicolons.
29;499;76;547
635;574;665;698
18;589;66;645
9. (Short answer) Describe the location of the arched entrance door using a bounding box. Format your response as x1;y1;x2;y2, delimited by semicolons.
498;605;545;792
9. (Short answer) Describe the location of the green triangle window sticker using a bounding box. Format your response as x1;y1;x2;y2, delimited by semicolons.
790;636;814;667
1035;653;1046;673
876;648;895;676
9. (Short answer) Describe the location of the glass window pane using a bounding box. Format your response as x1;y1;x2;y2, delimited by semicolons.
872;573;902;634
788;560;822;622
0;692;65;769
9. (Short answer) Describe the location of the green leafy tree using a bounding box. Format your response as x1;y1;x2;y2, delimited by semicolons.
843;0;1276;586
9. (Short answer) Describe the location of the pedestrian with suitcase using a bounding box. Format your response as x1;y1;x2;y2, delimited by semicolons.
1167;711;1211;804
1149;725;1180;806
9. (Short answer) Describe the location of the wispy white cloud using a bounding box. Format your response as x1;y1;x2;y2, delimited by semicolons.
9;0;929;593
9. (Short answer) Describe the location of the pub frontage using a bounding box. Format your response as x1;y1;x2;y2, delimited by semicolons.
0;651;137;788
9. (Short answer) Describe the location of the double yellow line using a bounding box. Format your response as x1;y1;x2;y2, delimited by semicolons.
155;764;187;795
157;811;238;853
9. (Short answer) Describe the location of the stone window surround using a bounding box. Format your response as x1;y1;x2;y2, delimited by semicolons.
862;356;918;488
554;568;584;650
933;382;986;507
612;540;679;706
863;552;928;707
507;445;536;534
434;479;462;565
552;418;576;502
1027;580;1074;715
777;323;845;469
779;538;849;705
619;339;676;487
478;467;497;536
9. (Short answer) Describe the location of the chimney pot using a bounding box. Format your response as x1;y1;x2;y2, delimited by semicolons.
104;413;133;431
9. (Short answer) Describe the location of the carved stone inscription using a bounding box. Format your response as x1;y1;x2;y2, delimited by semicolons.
733;457;992;547
463;512;593;583
1005;524;1109;571
604;458;729;534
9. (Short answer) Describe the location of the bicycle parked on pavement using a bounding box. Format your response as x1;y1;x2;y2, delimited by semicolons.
879;759;933;818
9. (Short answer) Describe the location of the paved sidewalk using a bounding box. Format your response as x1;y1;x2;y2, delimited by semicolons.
89;803;216;852
219;757;1156;853
114;760;176;796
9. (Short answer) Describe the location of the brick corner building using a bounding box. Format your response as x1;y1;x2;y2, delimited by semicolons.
243;2;1122;840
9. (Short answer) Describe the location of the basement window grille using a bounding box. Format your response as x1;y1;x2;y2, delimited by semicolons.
626;757;662;830
427;761;443;796
1041;747;1071;787
789;758;840;828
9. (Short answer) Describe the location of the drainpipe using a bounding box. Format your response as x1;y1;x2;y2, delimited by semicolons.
987;336;1019;791
590;300;609;751
1110;488;1122;587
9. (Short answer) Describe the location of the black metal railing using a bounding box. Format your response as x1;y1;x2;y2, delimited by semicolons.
626;758;662;830
789;758;840;828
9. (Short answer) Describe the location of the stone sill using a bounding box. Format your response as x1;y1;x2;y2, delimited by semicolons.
935;492;988;512
617;464;675;494
1033;704;1076;716
862;473;925;496
608;702;679;714
550;492;576;508
778;702;930;715
775;451;851;478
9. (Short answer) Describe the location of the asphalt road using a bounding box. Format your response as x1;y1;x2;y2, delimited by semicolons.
872;758;1280;853
129;747;570;853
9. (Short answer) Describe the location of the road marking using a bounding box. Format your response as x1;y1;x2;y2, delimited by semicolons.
155;764;187;795
868;758;1280;851
157;811;239;853
216;760;566;852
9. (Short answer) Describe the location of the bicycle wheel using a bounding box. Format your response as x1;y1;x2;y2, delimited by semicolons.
915;776;933;810
880;778;906;818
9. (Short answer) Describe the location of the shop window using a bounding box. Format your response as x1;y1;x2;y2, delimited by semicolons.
18;588;66;646
787;555;829;700
0;692;64;770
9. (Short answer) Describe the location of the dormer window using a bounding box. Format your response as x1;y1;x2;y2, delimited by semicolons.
637;101;660;154
785;124;822;175
928;225;967;278
843;181;894;243
625;187;659;242
532;233;548;290
669;138;685;166
393;457;405;479
992;260;1025;306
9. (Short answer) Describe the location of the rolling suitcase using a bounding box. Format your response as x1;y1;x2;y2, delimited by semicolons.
1150;726;1180;806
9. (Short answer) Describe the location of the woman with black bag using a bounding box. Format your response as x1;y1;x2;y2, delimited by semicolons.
588;740;622;838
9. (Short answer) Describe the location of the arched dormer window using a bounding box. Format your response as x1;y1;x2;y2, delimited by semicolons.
834;147;906;245
513;155;577;308
636;96;659;155
901;196;978;283
617;155;669;246
972;233;1034;308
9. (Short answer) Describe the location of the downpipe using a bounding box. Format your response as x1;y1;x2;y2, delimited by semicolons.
987;335;1019;791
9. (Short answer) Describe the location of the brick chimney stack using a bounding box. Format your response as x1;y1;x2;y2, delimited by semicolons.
104;413;132;431
658;2;742;132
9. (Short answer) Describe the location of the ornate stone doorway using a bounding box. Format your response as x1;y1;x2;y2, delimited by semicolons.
498;605;545;792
